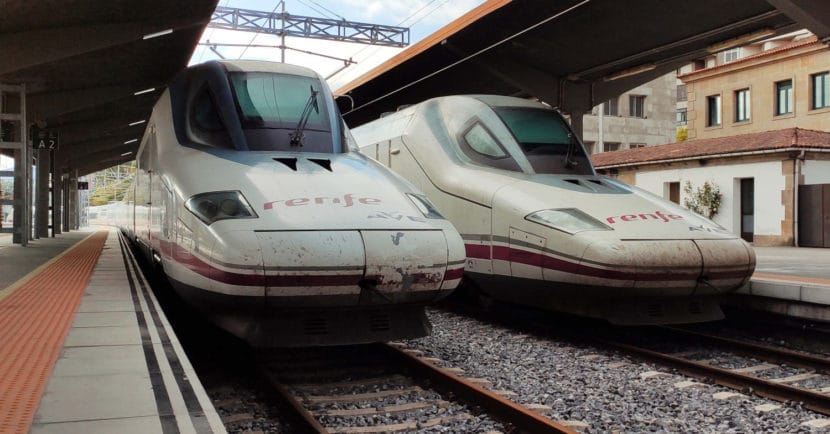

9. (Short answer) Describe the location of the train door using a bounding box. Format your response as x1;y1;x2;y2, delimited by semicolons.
134;127;156;255
158;182;174;260
146;130;156;251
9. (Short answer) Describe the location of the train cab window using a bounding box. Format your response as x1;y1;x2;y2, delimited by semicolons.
494;107;593;175
458;122;521;171
229;72;339;153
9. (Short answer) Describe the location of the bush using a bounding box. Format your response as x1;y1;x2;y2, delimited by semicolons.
683;181;721;219
676;126;688;142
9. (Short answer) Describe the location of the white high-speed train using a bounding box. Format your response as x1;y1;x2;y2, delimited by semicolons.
353;95;756;324
113;60;465;346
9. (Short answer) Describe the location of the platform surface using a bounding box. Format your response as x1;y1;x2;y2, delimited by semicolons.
0;229;225;434
754;246;830;280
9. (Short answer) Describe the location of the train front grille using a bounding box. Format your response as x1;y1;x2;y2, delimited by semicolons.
368;312;391;332
303;317;329;336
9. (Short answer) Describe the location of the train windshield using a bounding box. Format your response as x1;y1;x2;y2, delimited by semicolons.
229;72;337;152
494;107;593;175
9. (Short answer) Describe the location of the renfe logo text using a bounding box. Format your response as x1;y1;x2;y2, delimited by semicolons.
264;194;381;210
605;211;683;224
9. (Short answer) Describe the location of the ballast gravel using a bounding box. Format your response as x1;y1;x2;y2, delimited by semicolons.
404;308;829;433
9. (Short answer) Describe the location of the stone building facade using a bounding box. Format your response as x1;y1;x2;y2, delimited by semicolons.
581;73;677;155
681;32;830;141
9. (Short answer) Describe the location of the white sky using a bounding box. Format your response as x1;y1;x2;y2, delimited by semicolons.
190;0;486;89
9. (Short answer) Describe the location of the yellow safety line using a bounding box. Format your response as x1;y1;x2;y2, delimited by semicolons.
0;231;101;303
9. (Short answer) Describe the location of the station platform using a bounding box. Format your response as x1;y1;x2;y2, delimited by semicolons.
727;246;830;322
0;228;225;434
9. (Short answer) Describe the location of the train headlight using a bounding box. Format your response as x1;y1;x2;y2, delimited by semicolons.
185;191;258;225
526;208;612;234
407;193;444;219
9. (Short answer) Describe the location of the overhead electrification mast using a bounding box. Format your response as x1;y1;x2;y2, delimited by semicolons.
206;2;410;75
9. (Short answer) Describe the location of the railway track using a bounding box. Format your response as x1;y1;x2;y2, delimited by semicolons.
255;343;575;433
596;326;830;416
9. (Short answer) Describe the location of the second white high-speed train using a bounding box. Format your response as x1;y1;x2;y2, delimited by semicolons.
353;95;756;324
113;60;465;346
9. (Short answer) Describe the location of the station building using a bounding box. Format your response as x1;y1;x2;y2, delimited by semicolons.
593;31;830;248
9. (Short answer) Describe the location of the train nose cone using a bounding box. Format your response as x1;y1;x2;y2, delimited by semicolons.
579;239;702;296
255;230;451;307
693;238;756;292
578;238;755;295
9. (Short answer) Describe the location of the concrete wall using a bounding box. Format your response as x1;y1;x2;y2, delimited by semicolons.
802;155;830;185
583;72;677;152
631;159;787;243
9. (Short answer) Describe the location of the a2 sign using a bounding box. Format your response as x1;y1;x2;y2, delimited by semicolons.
32;127;59;150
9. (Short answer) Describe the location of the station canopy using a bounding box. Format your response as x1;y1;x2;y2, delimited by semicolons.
2;0;830;174
0;0;218;175
336;0;830;127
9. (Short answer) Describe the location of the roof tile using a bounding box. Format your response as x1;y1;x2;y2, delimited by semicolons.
591;128;830;169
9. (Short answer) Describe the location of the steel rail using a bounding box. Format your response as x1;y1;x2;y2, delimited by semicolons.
659;326;830;372
596;337;830;416
258;364;329;433
381;343;576;434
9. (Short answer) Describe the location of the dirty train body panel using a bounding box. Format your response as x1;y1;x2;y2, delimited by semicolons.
114;60;465;346
353;95;756;324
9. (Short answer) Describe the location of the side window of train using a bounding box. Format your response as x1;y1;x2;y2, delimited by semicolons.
464;124;507;158
191;86;224;131
189;85;235;150
138;125;156;170
458;121;521;172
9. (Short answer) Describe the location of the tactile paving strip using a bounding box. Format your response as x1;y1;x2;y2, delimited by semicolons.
0;231;107;434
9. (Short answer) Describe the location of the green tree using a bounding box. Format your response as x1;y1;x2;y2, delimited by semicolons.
89;163;135;206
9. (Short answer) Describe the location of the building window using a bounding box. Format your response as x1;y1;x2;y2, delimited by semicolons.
629;143;646;149
629;95;646;118
723;48;740;63
706;95;721;127
603;142;620;152
676;108;687;126
734;88;750;122
676;84;687;102
812;71;829;110
603;98;618;116
775;79;793;116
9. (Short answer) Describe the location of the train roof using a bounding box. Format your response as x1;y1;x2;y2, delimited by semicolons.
213;60;322;79
467;95;549;110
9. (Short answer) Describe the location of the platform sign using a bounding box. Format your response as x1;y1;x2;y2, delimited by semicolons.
33;128;59;150
77;181;89;190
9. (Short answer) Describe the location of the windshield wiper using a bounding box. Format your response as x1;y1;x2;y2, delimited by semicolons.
290;85;319;146
563;132;579;169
